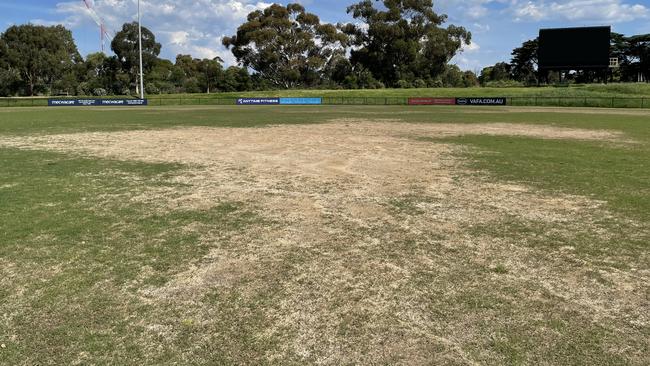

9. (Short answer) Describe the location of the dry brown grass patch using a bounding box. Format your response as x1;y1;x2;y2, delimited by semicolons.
0;121;647;364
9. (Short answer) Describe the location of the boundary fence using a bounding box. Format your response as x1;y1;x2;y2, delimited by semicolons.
1;96;649;109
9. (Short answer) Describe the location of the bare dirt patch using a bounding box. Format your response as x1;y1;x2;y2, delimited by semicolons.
330;120;626;141
0;121;647;364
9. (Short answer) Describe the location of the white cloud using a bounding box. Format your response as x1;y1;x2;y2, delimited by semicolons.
166;31;191;46
436;0;507;21
466;4;489;19
452;55;483;72
462;41;481;52
49;0;273;64
511;0;650;23
472;22;491;34
438;0;649;23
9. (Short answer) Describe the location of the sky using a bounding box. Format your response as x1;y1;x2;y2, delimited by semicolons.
1;0;649;72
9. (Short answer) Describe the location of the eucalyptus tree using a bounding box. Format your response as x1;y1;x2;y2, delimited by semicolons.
1;24;81;95
111;22;161;93
343;0;471;86
223;3;348;88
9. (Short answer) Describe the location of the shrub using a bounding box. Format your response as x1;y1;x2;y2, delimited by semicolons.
145;83;159;95
343;75;359;89
182;77;201;94
358;69;381;89
396;80;412;89
413;79;427;88
429;79;444;88
93;88;108;96
76;83;89;96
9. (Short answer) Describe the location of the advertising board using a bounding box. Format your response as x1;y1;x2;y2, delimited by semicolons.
408;98;456;105
455;97;507;106
236;98;280;105
279;98;322;105
48;99;148;106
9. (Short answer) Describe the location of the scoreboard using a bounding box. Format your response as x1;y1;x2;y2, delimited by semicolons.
538;26;611;70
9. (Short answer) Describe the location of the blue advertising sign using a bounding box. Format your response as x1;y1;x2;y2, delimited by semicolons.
279;97;322;105
48;99;148;106
455;97;507;106
236;98;280;105
48;99;80;106
101;99;148;106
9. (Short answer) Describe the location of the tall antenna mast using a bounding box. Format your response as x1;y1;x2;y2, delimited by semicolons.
81;0;112;52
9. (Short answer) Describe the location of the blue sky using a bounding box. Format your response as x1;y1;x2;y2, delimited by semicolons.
1;0;649;71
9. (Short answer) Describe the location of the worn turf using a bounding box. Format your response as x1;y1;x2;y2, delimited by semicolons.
0;105;648;365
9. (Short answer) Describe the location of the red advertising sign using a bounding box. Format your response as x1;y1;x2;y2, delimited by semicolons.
408;98;457;105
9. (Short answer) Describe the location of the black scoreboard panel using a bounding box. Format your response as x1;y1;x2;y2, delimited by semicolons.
538;27;611;70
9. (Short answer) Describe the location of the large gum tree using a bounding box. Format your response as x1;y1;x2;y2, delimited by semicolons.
111;22;162;94
1;24;81;96
342;0;471;86
223;3;348;88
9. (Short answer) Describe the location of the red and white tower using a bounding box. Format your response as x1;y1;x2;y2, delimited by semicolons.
81;0;112;52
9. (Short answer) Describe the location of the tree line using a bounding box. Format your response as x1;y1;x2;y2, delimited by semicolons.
480;34;650;86
0;1;482;97
2;1;647;97
0;22;255;97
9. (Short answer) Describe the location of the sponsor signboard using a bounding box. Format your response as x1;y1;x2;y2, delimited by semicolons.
124;99;148;105
236;97;322;105
236;98;280;105
455;97;507;106
48;99;148;106
408;98;456;105
279;97;322;105
48;99;78;106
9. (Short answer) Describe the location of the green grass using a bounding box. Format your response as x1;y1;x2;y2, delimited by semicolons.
441;135;650;222
0;148;269;364
183;83;650;98
0;105;648;364
2;83;650;108
3;103;650;136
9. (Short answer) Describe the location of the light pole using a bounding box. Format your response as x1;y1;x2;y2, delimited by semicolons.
137;0;144;99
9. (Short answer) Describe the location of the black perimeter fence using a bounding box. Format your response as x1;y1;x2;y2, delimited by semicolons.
1;96;649;109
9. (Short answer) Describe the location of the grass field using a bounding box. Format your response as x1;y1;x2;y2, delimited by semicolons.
2;83;650;108
168;83;650;98
0;105;648;365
